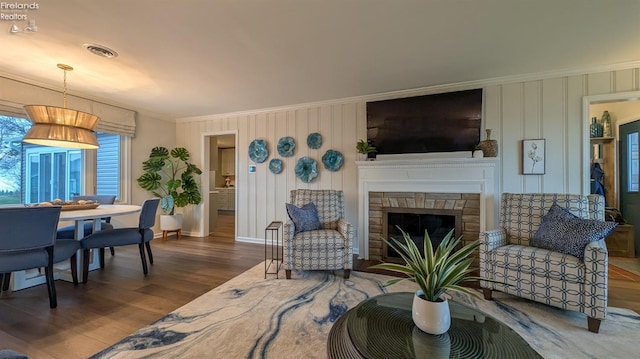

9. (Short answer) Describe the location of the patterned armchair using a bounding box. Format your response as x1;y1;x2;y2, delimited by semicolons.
479;193;608;333
284;189;354;279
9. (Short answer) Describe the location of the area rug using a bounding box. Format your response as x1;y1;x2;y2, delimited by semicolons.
91;263;640;359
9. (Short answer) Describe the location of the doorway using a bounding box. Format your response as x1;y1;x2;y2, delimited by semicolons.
583;92;640;258
202;131;237;240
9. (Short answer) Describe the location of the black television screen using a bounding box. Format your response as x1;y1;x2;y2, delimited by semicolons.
366;89;483;154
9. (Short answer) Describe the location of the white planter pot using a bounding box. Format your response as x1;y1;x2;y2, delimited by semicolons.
473;150;484;158
412;290;451;335
160;214;183;231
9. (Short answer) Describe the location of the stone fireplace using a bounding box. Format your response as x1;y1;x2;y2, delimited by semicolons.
356;155;499;260
370;191;479;262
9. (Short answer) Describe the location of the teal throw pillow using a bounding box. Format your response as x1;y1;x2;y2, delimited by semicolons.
531;203;617;260
286;202;322;234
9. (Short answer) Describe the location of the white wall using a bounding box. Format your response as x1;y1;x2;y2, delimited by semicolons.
176;104;362;240
130;113;176;203
176;66;640;250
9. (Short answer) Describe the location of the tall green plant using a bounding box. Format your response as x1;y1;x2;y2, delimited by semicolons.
137;146;203;215
370;228;482;302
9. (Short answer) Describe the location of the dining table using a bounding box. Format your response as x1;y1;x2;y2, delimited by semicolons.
11;204;141;291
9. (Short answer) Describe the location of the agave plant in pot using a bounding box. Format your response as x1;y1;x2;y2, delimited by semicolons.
137;146;203;233
370;228;482;335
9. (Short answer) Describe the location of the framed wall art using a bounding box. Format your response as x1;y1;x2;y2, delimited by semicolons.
522;139;545;175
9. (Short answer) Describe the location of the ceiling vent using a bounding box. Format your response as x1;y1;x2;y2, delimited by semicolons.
83;43;119;58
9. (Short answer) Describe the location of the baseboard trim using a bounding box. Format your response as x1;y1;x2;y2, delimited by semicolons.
236;236;267;245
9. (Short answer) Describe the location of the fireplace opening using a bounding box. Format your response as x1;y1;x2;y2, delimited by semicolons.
382;208;462;263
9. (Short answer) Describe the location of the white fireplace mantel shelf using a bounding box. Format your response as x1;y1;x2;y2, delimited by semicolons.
356;157;499;167
356;156;500;259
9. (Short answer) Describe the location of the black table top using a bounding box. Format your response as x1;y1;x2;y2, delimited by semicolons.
328;292;542;359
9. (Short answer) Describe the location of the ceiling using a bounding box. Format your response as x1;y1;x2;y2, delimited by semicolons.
2;1;640;121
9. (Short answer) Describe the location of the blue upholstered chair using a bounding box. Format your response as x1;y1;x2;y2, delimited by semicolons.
57;195;117;257
80;198;159;283
479;193;608;333
57;195;116;244
284;189;354;279
0;206;79;308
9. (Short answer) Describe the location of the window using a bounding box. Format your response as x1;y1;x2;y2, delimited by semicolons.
25;146;82;202
96;133;120;198
0;114;127;204
0;115;29;204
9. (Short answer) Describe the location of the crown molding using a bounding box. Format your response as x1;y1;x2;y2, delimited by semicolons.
0;71;176;122
176;60;640;123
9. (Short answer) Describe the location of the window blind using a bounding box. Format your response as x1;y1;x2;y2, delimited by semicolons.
0;76;137;137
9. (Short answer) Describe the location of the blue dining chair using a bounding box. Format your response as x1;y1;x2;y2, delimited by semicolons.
0;206;79;308
80;198;160;283
57;195;117;258
56;195;115;238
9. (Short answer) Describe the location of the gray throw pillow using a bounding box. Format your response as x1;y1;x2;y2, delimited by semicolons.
531;203;617;260
286;202;322;234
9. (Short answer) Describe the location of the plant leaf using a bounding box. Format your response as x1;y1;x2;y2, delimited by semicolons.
372;225;488;302
369;262;413;276
136;146;203;212
382;278;407;287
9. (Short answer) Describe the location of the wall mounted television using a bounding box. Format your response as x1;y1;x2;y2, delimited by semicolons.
366;89;483;155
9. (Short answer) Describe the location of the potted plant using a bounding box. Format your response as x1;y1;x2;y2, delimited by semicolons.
356;139;377;161
137;146;203;232
370;228;482;335
473;144;484;158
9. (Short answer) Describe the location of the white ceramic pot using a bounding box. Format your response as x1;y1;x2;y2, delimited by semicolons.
473;150;484;158
412;290;451;335
160;214;183;231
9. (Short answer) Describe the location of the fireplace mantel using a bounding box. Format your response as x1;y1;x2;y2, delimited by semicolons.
356;157;500;259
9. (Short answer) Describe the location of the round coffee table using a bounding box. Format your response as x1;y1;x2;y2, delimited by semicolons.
327;292;542;359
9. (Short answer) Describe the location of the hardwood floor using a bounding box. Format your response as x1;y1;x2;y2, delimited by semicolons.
0;213;264;359
1;214;639;358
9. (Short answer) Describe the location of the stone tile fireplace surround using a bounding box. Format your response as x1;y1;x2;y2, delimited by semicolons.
356;155;500;260
371;191;480;262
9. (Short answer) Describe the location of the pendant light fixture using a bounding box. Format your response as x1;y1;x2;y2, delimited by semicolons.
23;64;100;149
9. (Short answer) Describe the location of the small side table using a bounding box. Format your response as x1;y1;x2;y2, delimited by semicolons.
265;221;283;278
605;224;635;257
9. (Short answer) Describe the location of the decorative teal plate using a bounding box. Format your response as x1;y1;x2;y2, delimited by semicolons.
307;133;322;149
295;157;318;183
248;139;269;163
321;149;344;171
277;136;296;157
269;158;283;174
